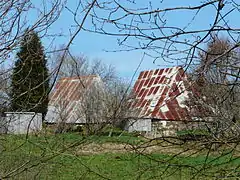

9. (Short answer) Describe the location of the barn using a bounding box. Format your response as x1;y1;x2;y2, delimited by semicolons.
126;66;203;136
45;75;104;125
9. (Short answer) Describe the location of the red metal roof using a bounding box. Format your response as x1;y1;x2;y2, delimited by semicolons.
46;75;101;123
133;67;193;121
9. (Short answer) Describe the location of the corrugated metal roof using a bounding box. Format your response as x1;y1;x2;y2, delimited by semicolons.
133;66;193;121
46;75;102;123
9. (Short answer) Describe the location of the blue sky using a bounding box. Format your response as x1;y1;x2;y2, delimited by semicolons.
31;0;239;80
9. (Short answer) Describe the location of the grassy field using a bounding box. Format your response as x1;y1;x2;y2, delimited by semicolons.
0;132;240;179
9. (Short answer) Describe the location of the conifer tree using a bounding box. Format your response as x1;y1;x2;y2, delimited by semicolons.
10;30;49;119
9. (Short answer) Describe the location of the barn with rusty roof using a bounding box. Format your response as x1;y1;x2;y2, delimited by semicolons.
45;75;103;124
126;66;201;136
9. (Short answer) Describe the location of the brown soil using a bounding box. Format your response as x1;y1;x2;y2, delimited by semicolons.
75;142;201;156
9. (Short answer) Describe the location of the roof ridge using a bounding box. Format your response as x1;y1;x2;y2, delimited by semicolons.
59;74;100;81
142;66;183;72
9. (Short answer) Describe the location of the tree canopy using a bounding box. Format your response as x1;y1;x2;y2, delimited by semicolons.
10;30;49;117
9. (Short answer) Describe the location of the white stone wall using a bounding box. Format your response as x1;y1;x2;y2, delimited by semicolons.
126;119;152;132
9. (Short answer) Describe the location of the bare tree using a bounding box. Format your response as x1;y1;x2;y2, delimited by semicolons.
188;36;240;139
50;48;116;82
1;0;240;179
0;65;11;115
48;52;136;135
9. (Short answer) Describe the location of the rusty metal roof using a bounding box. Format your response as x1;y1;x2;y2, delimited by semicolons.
46;75;101;123
133;66;193;121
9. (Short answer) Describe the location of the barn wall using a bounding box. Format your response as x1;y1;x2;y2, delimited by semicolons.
150;120;211;138
3;112;42;134
126;119;151;132
125;118;213;138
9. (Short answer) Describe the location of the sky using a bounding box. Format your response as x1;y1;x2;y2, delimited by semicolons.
29;0;239;80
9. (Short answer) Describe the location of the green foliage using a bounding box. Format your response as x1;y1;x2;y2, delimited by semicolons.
177;129;210;136
100;126;127;136
10;30;49;117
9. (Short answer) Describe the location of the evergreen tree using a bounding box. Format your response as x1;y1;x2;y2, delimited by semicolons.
10;30;49;119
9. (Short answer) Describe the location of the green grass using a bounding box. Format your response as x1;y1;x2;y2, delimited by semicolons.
176;129;210;136
0;133;240;179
